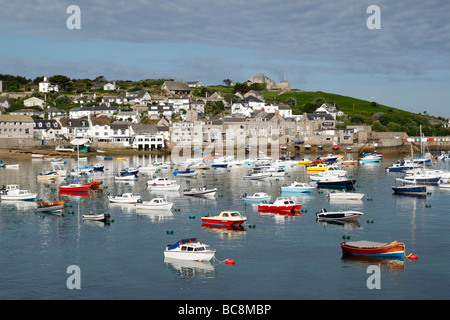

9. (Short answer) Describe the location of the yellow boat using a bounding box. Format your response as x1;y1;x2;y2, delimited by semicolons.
306;164;330;172
115;157;127;161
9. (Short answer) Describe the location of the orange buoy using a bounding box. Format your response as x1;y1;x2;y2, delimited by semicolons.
225;259;235;265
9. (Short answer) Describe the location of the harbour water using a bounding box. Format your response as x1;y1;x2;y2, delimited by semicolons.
1;154;450;300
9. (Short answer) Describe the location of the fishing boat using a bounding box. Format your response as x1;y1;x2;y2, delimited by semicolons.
340;240;405;258
37;170;60;180
36;200;65;212
164;238;216;261
201;211;247;227
59;184;90;193
281;181;315;193
257;197;302;213
119;167;139;176
147;177;180;191
173;168;198;177
135;197;173;210
327;191;366;200
108;193;141;204
241;192;271;203
315;208;364;221
183;186;217;196
316;177;356;189
82;213;111;222
0;185;37;201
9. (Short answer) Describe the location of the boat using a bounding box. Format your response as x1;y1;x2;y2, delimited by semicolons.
392;184;427;196
55;145;74;153
92;163;104;171
0;185;37;201
81;179;103;188
306;163;332;173
327;191;366;200
439;181;450;189
119;167;139;176
315;208;364;221
82;213;111;222
359;153;383;163
201;211;247;227
342;159;358;166
173;168;198;177
318;154;340;164
241;192;271;203
340;240;405;258
316;177;356;189
147;177;180;191
188;162;211;169
309;170;347;181
243;171;271;180
37;170;60;180
59;184;90;192
4;164;19;169
401;169;441;185
164;238;216;261
36;200;65;212
280;181;315;193
31;153;44;158
265;167;286;177
257;197;302;213
114;174;137;181
108;193;142;204
135;197;173;210
183;186;217;196
115;157;127;161
385;160;416;172
71;165;93;176
331;143;339;150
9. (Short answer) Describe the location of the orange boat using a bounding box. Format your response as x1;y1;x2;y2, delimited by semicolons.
37;200;65;207
341;240;405;258
82;180;103;188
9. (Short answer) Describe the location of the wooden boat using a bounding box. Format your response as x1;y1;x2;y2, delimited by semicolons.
135;197;173;210
0;185;37;201
328;191;366;200
108;193;141;204
257;197;302;213
164;238;216;261
183;186;217;196
241;192;271;203
280;181;315;193
59;184;90;192
201;211;247;227
341;240;405;258
147;178;180;191
36;200;65;212
315;208;364;221
82;213;111;222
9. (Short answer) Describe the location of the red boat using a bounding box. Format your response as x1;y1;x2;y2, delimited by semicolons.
60;184;90;192
258;197;302;213
340;240;405;258
201;211;247;227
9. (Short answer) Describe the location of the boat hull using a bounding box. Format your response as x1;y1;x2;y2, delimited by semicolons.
341;241;405;258
316;210;363;221
60;186;90;192
258;204;302;213
316;179;356;189
201;218;246;227
392;185;427;195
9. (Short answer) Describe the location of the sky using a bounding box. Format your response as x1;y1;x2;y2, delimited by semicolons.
0;0;449;118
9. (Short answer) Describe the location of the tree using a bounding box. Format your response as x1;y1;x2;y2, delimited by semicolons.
49;75;71;92
223;79;233;86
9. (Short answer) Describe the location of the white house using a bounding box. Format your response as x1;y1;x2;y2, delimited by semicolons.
24;97;45;108
168;97;190;113
115;111;141;123
278;104;293;118
103;82;117;91
39;77;59;93
315;103;344;119
148;105;175;118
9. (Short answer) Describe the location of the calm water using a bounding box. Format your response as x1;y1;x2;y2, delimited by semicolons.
1;154;449;300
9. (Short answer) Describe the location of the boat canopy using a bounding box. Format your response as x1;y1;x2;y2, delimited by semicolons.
167;238;199;250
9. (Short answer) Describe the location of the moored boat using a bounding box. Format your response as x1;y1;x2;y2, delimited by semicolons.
257;197;302;213
135;197;173;210
82;213;111;222
280;181;315;193
241;192;271;203
36;200;65;212
147;177;180;191
0;185;37;201
183;186;217;196
316;177;356;189
327;191;365;200
164;238;216;261
108;193;141;204
315;208;364;221
59;184;90;192
173;168;198;177
340;240;405;258
201;211;247;227
37;170;60;180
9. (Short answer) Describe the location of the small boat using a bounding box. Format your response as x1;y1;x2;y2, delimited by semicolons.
183;186;217;196
115;157;127;161
265;167;286;177
59;184;90;193
392;184;427;196
257;197;302;213
241;192;271;203
115;174;137;181
4;164;19;169
119;167;139;176
327;191;366;200
306;163;331;173
92;163;104;171
173;168;198;177
36;200;65;212
385;160;416;172
201;211;247;227
32;153;44;158
147;178;180;191
316;177;356;189
359;153;383;163
315;208;364;221
342;159;358;166
331;143;339;150
340;240;405;258
37;170;60;180
244;171;271;180
108;193;141;204
164;238;216;261
82;213;111;222
319;154;340;164
81;179;103;188
135;197;173;210
56;145;74;153
0;185;37;201
439;182;450;189
280;181;315;193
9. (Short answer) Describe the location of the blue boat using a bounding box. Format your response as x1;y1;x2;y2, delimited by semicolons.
385;160;416;172
316;178;356;189
392;185;427;196
120;167;139;176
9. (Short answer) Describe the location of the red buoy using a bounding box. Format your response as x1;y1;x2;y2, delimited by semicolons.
225;259;235;265
408;254;418;260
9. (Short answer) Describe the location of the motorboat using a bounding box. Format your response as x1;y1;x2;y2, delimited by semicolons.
82;213;111;222
32;153;44;158
183;186;217;197
36;200;65;212
280;181;315;193
115;174;137;181
265;167;286;177
119;167;139;176
243;171;271;180
173;168;198;177
316;177;356;189
59;184;90;192
92;163;104;171
340;240;405;258
108;193;141;204
309;170;345;181
385;160;416;172
315;208;364;221
37;170;60;180
306;163;332;173
0;185;37;201
327;191;366;200
147;178;180;191
55;145;74;152
164;238;216;261
359;153;383;163
241;192;271;203
201;211;247;227
135;197;173;210
257;197;302;213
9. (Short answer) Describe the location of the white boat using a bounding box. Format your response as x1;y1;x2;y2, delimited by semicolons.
82;213;111;222
183;186;217;196
37;170;60;180
56;145;74;152
244;171;271;180
359;153;383;163
328;191;366;200
0;185;37;201
315;208;364;221
31;153;44;158
281;181;315;193
164;238;216;261
135;197;174;210
241;192;271;203
309;170;345;181
114;174;137;181
265;167;286;177
4;164;19;169
147;178;180;191
108;193;141;204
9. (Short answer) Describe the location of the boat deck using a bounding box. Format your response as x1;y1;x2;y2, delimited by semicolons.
346;240;388;248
